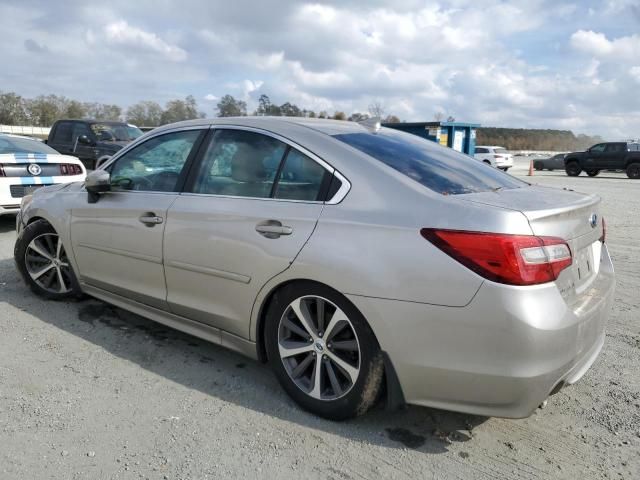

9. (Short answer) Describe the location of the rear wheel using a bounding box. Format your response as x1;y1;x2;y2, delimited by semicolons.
586;170;600;177
14;220;81;300
627;163;640;179
265;282;383;420
565;161;582;177
534;162;543;171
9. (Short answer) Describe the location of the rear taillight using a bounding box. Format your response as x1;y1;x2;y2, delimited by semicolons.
59;163;83;175
420;229;572;286
600;218;606;243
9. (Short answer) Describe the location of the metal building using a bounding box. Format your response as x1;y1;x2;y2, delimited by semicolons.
382;121;480;155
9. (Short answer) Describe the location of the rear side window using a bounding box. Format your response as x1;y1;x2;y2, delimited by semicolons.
494;148;508;154
475;147;487;154
605;143;625;153
334;129;525;195
274;149;329;201
191;129;286;198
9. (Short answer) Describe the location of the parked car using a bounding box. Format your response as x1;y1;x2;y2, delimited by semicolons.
46;119;143;170
0;133;86;216
534;153;567;171
474;146;514;171
565;142;640;178
14;117;614;420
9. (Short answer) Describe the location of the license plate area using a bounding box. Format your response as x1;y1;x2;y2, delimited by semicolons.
575;247;594;282
23;185;44;195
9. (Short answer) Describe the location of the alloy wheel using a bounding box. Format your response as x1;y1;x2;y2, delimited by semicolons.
24;233;72;294
278;296;361;400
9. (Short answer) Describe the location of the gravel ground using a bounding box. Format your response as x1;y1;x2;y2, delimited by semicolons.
0;159;638;479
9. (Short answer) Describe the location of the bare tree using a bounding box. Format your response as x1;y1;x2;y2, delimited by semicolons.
368;101;385;118
433;111;445;122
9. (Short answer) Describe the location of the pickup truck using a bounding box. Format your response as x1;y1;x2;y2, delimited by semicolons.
565;142;640;179
46;119;143;170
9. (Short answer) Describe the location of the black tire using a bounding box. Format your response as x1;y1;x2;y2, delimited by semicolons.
483;160;491;165
586;170;600;177
534;163;543;171
627;163;640;179
14;220;82;300
565;161;582;177
265;281;384;420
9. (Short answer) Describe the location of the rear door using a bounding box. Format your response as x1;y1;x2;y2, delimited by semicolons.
164;127;333;338
47;121;74;155
70;127;206;309
71;122;97;164
603;142;626;169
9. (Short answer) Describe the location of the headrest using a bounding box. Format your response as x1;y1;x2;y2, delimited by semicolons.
231;143;266;182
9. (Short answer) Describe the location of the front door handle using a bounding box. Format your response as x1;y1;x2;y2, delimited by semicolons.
255;221;293;238
139;214;164;226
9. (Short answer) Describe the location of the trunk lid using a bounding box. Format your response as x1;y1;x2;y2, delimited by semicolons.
459;185;604;299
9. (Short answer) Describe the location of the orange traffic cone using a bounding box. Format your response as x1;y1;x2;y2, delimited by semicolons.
528;159;534;176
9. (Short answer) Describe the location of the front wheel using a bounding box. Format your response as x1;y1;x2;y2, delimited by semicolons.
14;220;81;300
565;161;582;176
627;163;640;179
586;170;600;177
265;282;383;420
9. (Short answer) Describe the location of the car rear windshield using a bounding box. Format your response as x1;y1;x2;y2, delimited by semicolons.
494;148;509;154
333;129;525;195
0;136;58;155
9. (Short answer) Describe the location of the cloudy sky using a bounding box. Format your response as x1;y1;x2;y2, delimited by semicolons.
1;0;639;138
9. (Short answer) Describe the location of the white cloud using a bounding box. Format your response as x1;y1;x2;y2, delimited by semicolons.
104;20;187;62
204;94;218;101
571;30;640;60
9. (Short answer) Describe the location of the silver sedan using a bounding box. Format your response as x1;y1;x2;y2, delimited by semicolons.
14;117;615;420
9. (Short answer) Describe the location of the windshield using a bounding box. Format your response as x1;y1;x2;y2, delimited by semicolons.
0;135;59;155
91;123;143;142
333;129;526;195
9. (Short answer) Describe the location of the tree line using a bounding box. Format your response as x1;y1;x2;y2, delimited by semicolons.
0;91;400;127
1;90;606;150
476;127;605;152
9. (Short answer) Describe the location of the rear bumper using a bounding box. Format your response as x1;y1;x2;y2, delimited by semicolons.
348;244;615;418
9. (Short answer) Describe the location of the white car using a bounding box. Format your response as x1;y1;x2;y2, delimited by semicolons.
474;146;514;171
0;134;86;215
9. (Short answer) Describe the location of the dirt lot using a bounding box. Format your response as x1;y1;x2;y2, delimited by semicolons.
1;159;638;479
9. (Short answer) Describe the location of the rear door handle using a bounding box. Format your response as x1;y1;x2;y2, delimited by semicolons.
255;221;293;238
139;214;164;226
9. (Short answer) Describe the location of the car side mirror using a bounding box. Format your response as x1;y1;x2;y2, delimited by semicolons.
85;169;111;203
78;135;93;145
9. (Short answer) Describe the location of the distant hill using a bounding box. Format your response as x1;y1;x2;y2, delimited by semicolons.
476;127;603;152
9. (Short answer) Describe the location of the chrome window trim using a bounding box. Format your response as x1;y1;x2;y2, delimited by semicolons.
97;123;352;203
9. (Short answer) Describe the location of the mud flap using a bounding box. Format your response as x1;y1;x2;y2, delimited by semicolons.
382;351;406;411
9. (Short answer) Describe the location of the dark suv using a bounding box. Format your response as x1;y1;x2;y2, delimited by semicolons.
565;142;640;179
47;120;143;169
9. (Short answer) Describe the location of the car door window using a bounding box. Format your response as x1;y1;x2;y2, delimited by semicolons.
590;144;606;153
109;130;201;192
273;148;329;201
54;122;73;143
605;143;625;153
72;123;93;143
190;129;286;198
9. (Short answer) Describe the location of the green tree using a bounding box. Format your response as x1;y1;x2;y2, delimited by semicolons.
332;111;346;121
161;96;200;124
280;102;301;117
384;114;401;123
216;94;247;117
0;91;29;124
26;95;63;126
126;101;163;126
83;102;122;121
64;100;86;119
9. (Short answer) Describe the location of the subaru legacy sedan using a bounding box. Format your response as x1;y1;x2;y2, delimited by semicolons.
14;117;614;420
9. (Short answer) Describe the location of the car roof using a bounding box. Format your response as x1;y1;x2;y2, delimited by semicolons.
149;116;373;137
476;145;507;149
57;119;133;125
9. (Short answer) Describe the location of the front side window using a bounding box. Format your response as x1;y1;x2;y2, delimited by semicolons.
109;130;201;192
334;128;525;195
590;144;606;153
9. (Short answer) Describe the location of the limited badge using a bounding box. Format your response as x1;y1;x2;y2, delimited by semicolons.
28;163;42;176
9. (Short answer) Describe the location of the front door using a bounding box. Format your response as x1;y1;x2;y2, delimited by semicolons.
70;128;206;309
164;128;332;338
584;143;606;170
